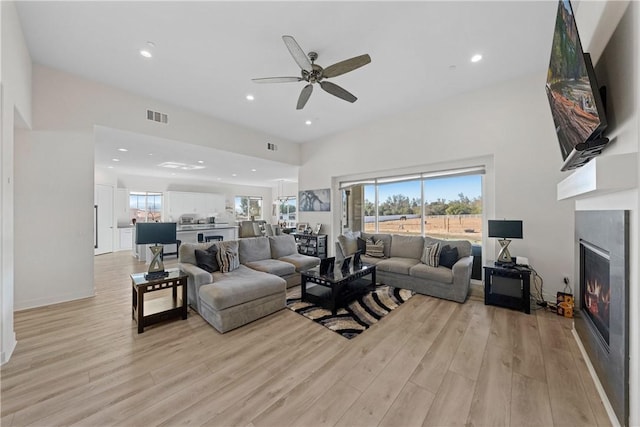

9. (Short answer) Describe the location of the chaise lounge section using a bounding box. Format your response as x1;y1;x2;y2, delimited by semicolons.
179;235;320;333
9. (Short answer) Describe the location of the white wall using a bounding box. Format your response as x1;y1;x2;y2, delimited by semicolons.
300;72;575;300
1;0;32;364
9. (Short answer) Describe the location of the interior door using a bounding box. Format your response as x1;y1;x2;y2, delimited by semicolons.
95;184;114;255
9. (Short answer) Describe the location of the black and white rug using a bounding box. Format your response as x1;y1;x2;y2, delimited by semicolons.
286;285;414;339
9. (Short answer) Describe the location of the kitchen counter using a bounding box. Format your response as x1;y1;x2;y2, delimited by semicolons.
176;224;238;243
176;223;235;231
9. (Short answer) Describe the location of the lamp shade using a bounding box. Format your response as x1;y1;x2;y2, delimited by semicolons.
135;222;177;245
488;220;523;239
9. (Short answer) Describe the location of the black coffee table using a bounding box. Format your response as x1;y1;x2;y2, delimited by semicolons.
300;263;376;315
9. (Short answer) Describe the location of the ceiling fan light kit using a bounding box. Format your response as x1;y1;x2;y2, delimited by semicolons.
253;35;371;110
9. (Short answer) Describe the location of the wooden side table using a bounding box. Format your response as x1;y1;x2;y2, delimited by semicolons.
130;268;188;333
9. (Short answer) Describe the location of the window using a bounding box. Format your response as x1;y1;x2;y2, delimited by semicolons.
235;196;263;220
276;197;297;227
342;167;483;244
130;192;163;222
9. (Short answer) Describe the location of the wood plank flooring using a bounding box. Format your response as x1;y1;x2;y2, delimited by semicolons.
1;251;612;426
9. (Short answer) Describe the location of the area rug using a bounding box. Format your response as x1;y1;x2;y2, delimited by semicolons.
286;285;414;339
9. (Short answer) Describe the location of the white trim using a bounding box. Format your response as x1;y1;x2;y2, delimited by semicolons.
14;289;95;312
571;327;622;427
0;333;17;366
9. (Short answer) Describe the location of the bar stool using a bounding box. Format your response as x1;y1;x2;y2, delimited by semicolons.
205;235;224;242
197;233;204;243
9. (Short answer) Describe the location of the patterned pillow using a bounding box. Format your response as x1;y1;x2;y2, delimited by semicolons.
366;237;385;258
216;241;240;273
421;241;442;267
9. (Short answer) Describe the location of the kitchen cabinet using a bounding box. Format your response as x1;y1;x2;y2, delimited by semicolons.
118;227;133;251
164;191;225;221
115;188;130;227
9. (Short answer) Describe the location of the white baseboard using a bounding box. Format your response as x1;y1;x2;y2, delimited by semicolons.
571;328;621;427
1;332;17;365
14;289;95;311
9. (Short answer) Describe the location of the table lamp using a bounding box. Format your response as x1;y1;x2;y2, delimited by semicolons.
488;219;523;265
135;222;177;278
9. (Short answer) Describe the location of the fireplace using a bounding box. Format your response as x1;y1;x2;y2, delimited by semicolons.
580;241;610;347
575;210;629;426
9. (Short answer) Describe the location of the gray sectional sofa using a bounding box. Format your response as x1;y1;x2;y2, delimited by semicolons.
336;232;474;303
179;235;320;333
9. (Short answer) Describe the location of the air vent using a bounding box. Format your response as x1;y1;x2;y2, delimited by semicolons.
267;142;278;151
146;109;168;124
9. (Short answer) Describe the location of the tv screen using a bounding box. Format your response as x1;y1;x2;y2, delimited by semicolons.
135;222;177;245
545;0;608;171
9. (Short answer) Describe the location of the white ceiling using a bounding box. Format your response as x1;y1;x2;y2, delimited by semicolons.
16;1;558;187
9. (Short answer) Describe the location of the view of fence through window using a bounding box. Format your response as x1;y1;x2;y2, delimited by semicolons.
235;196;263;220
359;174;482;244
129;192;162;223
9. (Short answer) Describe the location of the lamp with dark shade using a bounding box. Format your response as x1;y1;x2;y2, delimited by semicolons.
135;222;177;278
488;220;523;264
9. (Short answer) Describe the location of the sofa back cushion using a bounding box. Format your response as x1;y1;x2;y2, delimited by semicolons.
390;234;425;259
269;235;298;259
179;242;218;266
361;233;392;258
238;237;271;264
337;230;361;257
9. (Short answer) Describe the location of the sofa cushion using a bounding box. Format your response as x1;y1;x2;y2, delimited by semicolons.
365;237;385;258
278;253;320;272
238;237;271;264
439;245;459;269
409;263;454;284
337;231;360;257
357;237;367;254
216;241;240;273
361;233;392;258
201;265;285;310
269;235;298;259
244;259;296;277
179;241;217;266
390;234;424;259
376;257;421;275
195;245;219;273
421;241;442;267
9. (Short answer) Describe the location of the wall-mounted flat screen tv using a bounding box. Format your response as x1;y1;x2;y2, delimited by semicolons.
545;0;609;171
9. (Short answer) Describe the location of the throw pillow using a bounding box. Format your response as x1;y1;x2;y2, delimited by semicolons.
421;241;442;267
357;237;367;254
337;231;359;257
439;245;459;269
216;241;240;273
195;245;219;273
366;237;385;258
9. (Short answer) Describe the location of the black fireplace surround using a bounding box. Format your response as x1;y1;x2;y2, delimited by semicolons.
575;210;629;426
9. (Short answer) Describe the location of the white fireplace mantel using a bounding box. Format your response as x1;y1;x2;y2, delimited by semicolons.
557;153;638;201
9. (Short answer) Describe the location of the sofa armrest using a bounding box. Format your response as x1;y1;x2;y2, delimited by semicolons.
179;262;213;311
451;255;474;301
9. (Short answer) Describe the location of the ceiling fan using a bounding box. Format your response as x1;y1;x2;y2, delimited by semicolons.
252;35;371;110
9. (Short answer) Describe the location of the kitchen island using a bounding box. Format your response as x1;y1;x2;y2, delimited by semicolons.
176;224;239;243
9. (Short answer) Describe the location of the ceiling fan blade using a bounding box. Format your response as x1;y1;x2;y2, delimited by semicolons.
319;81;357;103
296;84;313;110
252;77;303;84
282;35;313;73
322;54;371;78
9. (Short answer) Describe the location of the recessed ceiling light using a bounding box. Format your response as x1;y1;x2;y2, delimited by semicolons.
197;160;204;164
246;94;255;101
305;120;312;125
148;153;153;156
139;49;152;58
112;158;120;162
232;173;237;177
117;148;128;152
471;54;483;63
107;166;114;169
251;168;257;172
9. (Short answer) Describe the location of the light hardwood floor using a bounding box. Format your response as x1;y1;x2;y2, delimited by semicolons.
1;251;611;427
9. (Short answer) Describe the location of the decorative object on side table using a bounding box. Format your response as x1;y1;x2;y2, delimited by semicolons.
487;219;523;265
135;222;178;279
319;257;335;275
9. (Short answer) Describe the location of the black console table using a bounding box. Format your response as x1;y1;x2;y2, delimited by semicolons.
484;263;531;314
292;233;327;258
